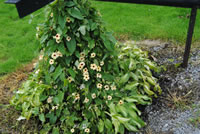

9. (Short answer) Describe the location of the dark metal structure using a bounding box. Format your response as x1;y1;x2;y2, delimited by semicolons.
5;0;54;18
98;0;199;68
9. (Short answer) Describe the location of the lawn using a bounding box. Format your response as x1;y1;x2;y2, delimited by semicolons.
0;0;200;75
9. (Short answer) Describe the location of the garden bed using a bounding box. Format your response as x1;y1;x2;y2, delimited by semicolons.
0;40;200;134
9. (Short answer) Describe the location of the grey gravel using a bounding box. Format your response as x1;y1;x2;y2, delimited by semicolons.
126;40;200;134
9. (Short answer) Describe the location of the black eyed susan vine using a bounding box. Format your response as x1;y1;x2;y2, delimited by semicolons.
11;0;161;133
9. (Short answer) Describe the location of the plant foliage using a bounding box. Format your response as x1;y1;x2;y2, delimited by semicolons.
11;0;161;133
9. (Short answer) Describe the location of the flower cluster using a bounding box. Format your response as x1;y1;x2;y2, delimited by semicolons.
53;33;61;43
49;51;63;65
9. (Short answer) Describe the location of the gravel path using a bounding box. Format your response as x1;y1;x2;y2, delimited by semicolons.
127;40;200;134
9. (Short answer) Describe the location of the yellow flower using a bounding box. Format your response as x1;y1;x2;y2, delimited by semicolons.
68;77;73;83
50;13;53;17
92;93;96;99
54;85;58;89
118;100;124;105
78;62;85;70
90;64;97;70
104;85;109;90
96;73;102;78
111;85;117;90
83;75;90;81
50;26;53;31
71;128;75;133
51;52;59;59
108;95;112;100
96;66;101;72
90;53;96;58
52;105;59;110
66;36;71;41
84;97;89;103
56;51;63;57
79;57;85;61
56;39;61;43
75;93;80;100
80;52;85;57
85;128;90;133
39;55;43;60
100;61;104;66
83;68;88;73
66;17;71;23
97;83;102;89
53;33;61;40
47;96;53;103
49;59;54;65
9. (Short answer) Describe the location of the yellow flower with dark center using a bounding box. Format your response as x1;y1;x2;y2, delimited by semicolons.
49;59;54;65
90;53;96;58
71;128;75;133
92;93;96;99
85;128;90;133
79;57;85;61
108;95;112;100
118;100;124;105
83;75;90;81
51;52;59;59
90;64;97;70
66;36;71;41
96;73;102;78
78;62;85;70
104;85;109;90
66;17;71;23
97;83;102;89
96;66;101;72
68;77;73;83
80;52;85;57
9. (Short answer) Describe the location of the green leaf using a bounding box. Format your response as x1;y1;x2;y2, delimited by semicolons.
88;39;95;49
39;113;45;123
124;123;138;132
52;127;60;134
65;1;75;7
144;83;154;96
124;82;139;90
115;116;130;123
57;91;64;103
113;119;120;134
68;68;76;78
53;65;62;80
69;8;84;20
98;119;104;133
66;37;76;54
104;119;112;129
78;25;86;35
119;73;130;84
58;15;65;29
50;114;57;124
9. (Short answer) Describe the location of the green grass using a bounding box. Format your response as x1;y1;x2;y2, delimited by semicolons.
93;1;200;42
0;1;200;75
0;1;44;76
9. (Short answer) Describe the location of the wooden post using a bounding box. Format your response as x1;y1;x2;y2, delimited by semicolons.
182;7;198;68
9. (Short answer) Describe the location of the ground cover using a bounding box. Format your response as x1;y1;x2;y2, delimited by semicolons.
0;41;200;133
1;1;200;75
